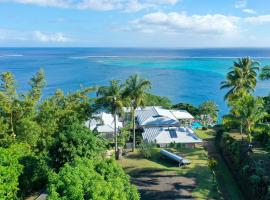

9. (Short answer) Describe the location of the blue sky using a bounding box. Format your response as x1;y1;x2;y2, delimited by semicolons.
0;0;270;47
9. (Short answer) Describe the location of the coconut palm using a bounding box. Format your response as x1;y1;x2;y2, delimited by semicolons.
96;80;124;158
259;66;270;80
123;74;151;151
220;57;260;100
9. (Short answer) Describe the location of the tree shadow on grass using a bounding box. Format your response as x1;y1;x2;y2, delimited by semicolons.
127;168;196;200
140;189;194;200
184;165;222;200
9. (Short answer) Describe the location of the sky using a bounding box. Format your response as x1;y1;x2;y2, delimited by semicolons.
0;0;270;47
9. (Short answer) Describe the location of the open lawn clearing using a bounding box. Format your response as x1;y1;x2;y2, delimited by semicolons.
118;147;222;200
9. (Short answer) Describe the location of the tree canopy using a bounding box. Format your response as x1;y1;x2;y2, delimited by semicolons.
48;158;139;200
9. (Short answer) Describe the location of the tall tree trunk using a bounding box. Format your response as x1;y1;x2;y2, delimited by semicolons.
247;125;252;144
240;120;243;142
132;107;136;152
10;111;15;138
114;112;118;159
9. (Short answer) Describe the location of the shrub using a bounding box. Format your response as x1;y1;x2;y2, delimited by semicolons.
0;144;30;200
47;158;139;200
18;156;49;198
139;142;154;158
49;122;106;170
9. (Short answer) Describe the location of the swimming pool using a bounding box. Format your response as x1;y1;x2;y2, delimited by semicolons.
191;121;202;129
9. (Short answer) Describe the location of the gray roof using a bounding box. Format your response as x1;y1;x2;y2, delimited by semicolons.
142;127;202;144
136;106;179;127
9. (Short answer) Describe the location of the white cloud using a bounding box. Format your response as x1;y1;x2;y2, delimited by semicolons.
234;0;247;8
128;12;239;35
245;15;270;24
0;0;179;12
0;28;72;43
124;0;178;12
242;8;256;14
33;31;71;42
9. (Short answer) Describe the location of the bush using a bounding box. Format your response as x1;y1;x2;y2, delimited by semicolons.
139;142;154;158
176;143;184;150
49;122;106;170
18;156;49;198
47;158;139;200
0;144;30;200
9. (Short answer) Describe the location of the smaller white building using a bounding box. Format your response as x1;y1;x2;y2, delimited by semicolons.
85;112;123;139
142;127;202;147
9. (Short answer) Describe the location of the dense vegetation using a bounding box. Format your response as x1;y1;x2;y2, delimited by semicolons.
217;57;270;199
0;70;139;199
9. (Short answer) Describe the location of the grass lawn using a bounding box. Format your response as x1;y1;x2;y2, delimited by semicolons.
195;129;215;139
196;129;244;199
118;146;222;199
213;151;244;200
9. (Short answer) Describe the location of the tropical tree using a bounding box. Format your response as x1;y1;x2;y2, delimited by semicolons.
259;65;270;81
47;158;139;200
49;119;105;169
97;80;124;158
0;144;30;200
232;94;267;143
220;57;260;100
0;72;18;138
144;93;171;108
199;101;219;127
123;74;151;151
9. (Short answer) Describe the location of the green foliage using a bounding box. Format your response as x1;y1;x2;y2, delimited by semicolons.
18;156;49;198
0;144;30;200
144;93;172;108
49;121;106;169
118;126;130;147
199;101;219;127
259;65;270;81
16;118;41;147
47;158;139;200
172;102;200;116
139;142;154;158
231;94;267;143
220;57;260;100
97;80;125;155
123;74;152;152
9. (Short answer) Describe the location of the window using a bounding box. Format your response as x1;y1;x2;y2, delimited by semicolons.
169;130;177;138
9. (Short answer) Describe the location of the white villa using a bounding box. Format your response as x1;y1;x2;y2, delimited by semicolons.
135;106;202;147
85;112;123;139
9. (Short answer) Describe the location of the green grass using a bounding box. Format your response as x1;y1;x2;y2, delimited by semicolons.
214;153;244;200
118;147;222;199
195;129;215;139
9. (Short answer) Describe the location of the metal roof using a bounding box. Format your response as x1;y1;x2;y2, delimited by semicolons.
171;110;194;120
136;106;179;127
85;112;123;133
142;127;202;144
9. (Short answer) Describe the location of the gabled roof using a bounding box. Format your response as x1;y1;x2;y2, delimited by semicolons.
136;106;179;127
85;112;122;133
171;110;194;120
142;127;202;144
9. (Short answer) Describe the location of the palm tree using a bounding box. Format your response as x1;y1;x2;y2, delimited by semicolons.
259;66;270;80
220;57;260;100
96;80;124;158
123;74;151;152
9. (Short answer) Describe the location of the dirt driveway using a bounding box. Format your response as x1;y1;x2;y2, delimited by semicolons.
130;169;195;200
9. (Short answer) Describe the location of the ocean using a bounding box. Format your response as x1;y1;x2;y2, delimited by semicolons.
1;47;270;117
